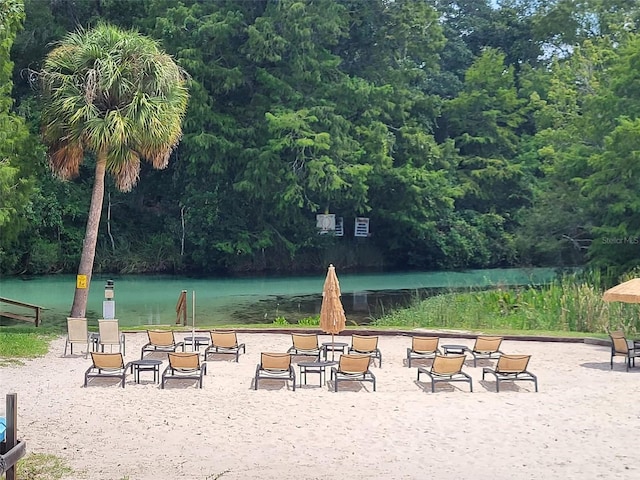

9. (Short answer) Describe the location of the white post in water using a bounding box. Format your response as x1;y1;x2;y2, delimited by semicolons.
192;291;196;352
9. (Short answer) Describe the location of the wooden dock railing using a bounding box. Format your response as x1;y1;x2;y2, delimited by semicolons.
0;297;45;327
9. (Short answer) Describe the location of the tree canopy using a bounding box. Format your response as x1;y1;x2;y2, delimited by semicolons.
3;0;640;279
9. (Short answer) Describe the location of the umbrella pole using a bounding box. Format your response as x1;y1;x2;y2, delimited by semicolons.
331;332;335;361
192;290;196;353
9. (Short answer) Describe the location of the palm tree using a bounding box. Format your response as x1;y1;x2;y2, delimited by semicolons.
40;24;189;318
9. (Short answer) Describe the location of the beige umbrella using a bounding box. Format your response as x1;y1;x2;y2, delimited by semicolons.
603;278;640;303
319;264;347;360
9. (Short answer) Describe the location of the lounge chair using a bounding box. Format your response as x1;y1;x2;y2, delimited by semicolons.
348;334;382;367
204;330;246;362
254;353;296;391
84;352;130;388
64;317;92;358
417;354;473;392
482;354;538;392
161;352;206;389
140;330;185;359
609;330;640;371
98;319;126;355
287;333;320;360
330;354;376;392
467;336;503;367
406;336;441;368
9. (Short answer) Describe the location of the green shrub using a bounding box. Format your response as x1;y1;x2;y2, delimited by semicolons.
297;315;320;326
272;316;289;326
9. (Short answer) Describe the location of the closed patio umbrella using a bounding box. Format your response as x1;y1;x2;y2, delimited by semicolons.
603;278;640;303
319;264;347;360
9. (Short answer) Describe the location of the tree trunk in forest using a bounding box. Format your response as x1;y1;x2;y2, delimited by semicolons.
69;154;107;318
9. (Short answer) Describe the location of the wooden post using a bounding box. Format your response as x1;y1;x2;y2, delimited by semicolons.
175;290;187;326
1;393;25;480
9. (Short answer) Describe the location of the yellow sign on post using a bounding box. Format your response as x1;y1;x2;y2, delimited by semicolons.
76;275;88;289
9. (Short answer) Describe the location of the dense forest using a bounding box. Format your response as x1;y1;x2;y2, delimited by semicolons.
1;0;640;276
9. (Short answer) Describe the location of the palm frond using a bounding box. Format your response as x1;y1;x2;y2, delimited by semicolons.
39;24;189;191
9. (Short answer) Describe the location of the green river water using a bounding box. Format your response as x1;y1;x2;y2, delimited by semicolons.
0;267;561;327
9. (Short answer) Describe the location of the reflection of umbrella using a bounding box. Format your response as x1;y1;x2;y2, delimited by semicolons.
319;264;347;360
603;278;640;303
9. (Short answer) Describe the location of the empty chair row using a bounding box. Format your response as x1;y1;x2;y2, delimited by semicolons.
64;317;125;358
84;348;536;393
287;333;382;366
416;353;538;393
254;352;376;392
407;335;503;368
84;351;205;389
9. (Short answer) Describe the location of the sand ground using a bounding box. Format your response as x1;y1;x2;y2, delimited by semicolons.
1;331;639;480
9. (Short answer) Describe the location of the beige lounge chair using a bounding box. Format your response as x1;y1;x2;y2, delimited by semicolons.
140;330;184;359
609;330;640;371
204;330;246;362
84;352;130;388
467;336;503;367
287;333;320;359
330;354;376;392
254;353;296;391
161;352;206;389
348;334;382;367
417;354;473;392
482;354;538;392
406;336;441;367
98;319;126;355
64;317;92;358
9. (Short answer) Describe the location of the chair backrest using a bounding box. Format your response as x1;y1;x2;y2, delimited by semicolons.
473;336;503;353
338;354;370;374
91;352;124;370
67;317;88;343
412;336;439;353
168;352;200;370
291;333;318;351
148;330;175;347
98;319;121;345
496;354;531;373
211;331;238;348
609;331;629;354
261;353;291;371
351;334;378;353
431;355;465;375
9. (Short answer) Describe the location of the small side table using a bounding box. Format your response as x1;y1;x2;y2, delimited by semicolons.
130;359;163;384
321;342;348;361
442;344;468;355
299;361;338;387
183;336;210;351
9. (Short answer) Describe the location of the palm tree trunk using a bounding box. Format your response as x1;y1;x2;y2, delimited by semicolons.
70;154;107;318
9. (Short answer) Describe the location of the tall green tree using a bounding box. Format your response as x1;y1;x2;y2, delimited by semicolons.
0;0;40;270
39;23;189;317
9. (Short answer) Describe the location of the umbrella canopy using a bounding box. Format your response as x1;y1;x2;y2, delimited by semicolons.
319;264;347;338
603;278;640;304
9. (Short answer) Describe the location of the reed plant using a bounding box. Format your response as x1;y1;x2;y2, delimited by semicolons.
373;272;640;334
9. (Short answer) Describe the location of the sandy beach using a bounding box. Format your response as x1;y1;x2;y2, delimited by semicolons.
2;331;640;480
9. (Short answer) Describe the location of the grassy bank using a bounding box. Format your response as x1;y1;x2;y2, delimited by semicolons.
372;274;639;334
